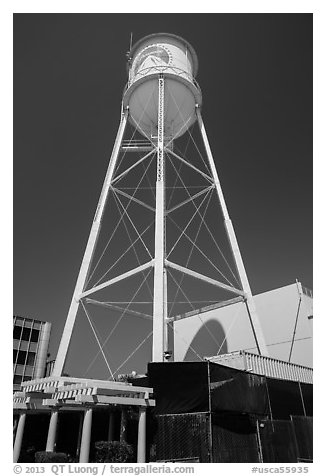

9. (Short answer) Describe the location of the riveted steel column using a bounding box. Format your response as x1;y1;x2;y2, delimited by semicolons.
163;268;169;357
153;76;166;362
196;108;268;356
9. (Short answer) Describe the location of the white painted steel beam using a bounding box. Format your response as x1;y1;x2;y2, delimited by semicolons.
196;107;269;356
53;109;128;377
165;259;245;296
112;187;156;212
166;148;213;183
79;260;153;299
163;268;168;357
170;296;245;322
152;76;166;362
85;298;152;320
111;150;154;185
166;186;213;215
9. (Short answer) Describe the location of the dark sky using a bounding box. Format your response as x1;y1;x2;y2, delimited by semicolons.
14;14;312;378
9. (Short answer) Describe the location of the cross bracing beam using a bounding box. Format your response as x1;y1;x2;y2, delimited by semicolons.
112;187;155;212
79;260;154;299
169;296;245;322
111;150;155;185
165;148;214;183
165;260;245;297
85;298;153;320
165;185;214;215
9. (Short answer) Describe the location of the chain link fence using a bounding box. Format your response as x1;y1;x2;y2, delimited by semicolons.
212;414;260;462
154;412;211;462
152;412;313;463
291;415;313;462
257;419;299;463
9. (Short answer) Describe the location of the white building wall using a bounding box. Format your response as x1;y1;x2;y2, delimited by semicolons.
173;282;313;367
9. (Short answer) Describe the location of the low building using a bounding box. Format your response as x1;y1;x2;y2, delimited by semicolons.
13;316;52;391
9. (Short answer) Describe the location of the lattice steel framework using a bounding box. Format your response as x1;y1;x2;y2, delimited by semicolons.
53;46;268;379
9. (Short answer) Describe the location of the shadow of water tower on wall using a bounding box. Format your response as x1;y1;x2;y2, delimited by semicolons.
184;319;228;361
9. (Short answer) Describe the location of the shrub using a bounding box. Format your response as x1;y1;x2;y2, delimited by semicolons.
35;451;70;463
95;441;135;463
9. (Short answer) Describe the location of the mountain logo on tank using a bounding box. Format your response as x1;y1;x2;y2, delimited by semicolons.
134;45;171;74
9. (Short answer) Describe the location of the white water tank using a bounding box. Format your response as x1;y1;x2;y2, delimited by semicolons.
123;33;202;140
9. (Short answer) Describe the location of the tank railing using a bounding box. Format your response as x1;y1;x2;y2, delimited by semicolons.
126;65;200;90
121;138;174;151
121;139;155;152
122;139;154;147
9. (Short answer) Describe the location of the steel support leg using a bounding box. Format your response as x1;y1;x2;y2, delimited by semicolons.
196;107;268;356
163;268;169;358
52;109;128;376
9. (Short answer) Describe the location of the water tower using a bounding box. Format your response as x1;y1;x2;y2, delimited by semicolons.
52;33;268;378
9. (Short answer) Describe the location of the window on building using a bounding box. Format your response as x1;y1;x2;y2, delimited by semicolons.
15;365;24;375
30;329;40;343
13;349;17;363
29;342;37;352
13;326;22;340
26;352;35;366
13;375;22;385
22;375;32;382
16;350;27;365
21;327;31;341
24;366;33;377
14;317;24;326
